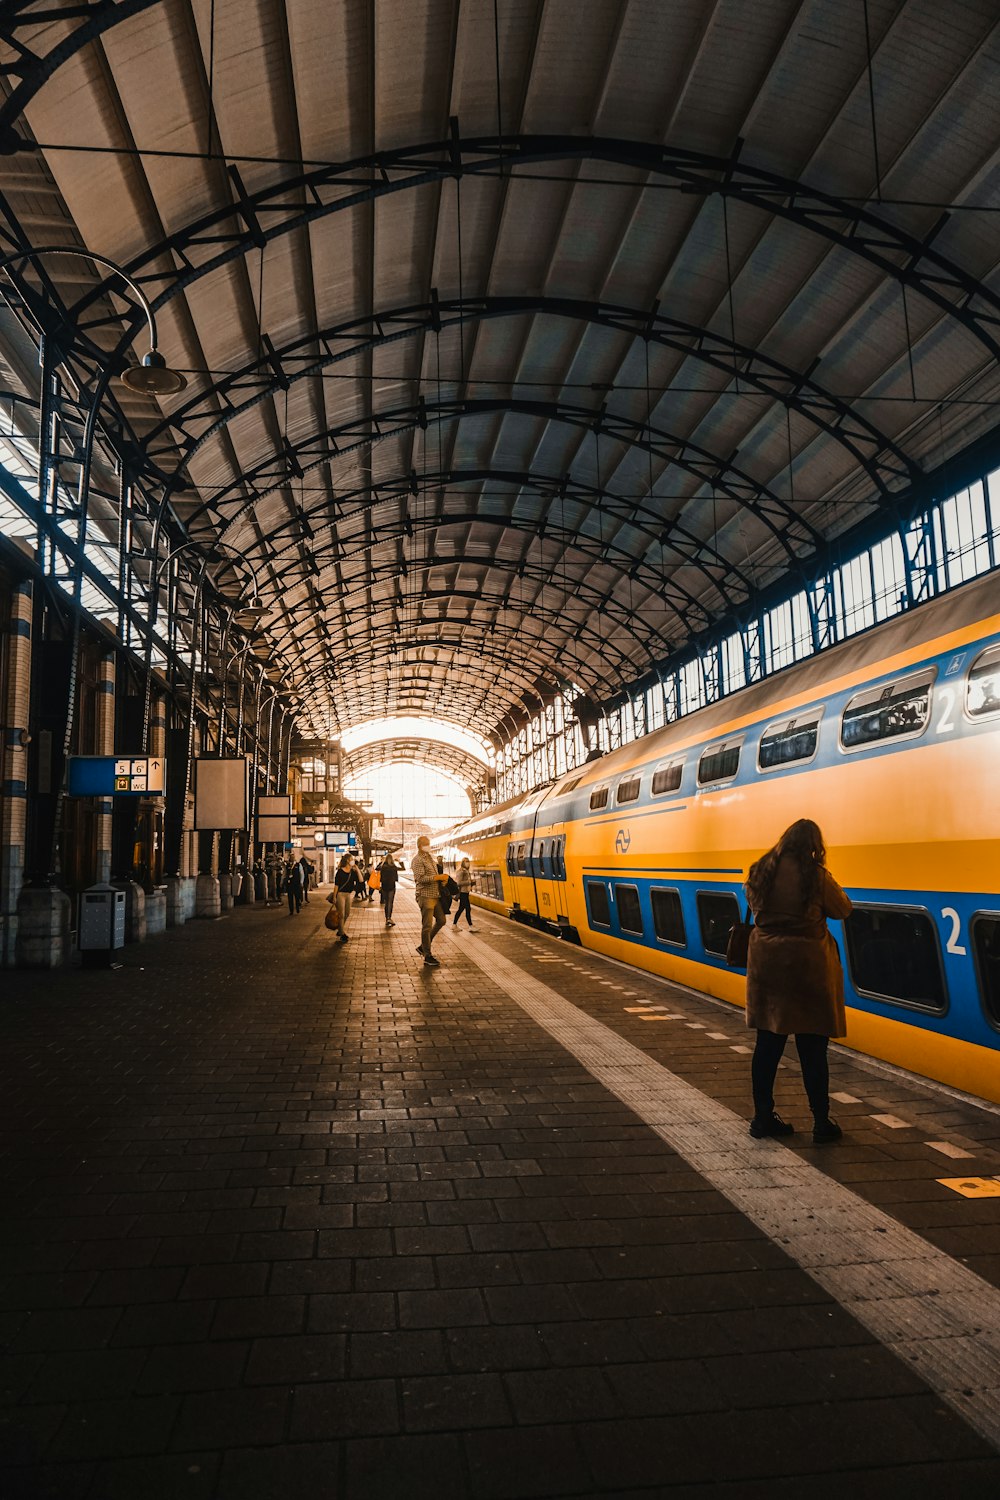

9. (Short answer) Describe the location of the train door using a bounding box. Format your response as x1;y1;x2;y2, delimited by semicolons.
539;822;569;927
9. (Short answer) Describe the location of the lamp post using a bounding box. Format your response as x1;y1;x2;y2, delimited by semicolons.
0;243;187;904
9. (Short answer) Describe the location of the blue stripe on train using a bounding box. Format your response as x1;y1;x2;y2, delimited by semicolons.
579;873;999;1051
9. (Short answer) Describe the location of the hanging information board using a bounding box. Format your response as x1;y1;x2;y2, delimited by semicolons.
68;756;165;797
193;757;250;830
257;794;292;844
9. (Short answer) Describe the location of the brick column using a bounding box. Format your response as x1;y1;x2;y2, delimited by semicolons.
1;580;32;966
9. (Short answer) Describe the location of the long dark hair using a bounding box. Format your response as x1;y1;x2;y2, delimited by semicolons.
746;819;826;908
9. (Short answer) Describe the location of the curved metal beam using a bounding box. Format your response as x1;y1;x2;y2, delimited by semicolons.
250;466;753;612
0;1;163;151
270;583;656;694
66;135;1000;372
194;396;823;562
262;505;729;630
140;296;917;495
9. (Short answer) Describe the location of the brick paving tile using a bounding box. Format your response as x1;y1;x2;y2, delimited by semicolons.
109;1300;215;1347
291;1378;399;1440
463;1424;593;1499
343;1433;467;1499
47;1394;179;1461
179;1262;268;1300
136;1340;250;1394
170;1386;289;1451
1;900;999;1498
216;1443;340;1500
23;1348;147;1403
402;1372;511;1431
0;1461;97;1500
307;1293;397;1334
349;1329;448;1378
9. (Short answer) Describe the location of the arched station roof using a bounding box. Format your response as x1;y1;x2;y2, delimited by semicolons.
1;1;999;769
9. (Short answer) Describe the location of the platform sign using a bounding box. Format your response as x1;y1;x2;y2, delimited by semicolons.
257;794;292;844
68;755;165;797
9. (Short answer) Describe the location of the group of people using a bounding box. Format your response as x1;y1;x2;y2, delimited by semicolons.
320;838;474;968
326;850;401;944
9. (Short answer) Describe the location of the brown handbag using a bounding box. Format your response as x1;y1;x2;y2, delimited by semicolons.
725;906;753;968
324;902;340;932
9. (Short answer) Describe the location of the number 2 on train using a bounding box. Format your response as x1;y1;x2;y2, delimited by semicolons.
941;907;966;956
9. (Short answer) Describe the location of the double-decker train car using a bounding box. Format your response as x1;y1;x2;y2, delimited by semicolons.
433;569;1000;1104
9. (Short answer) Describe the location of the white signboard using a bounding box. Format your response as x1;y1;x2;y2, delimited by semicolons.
257;794;292;844
194;757;250;830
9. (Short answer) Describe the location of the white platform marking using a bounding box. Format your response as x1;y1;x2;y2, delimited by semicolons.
463;939;1000;1453
831;1091;862;1104
871;1114;912;1129
926;1141;975;1160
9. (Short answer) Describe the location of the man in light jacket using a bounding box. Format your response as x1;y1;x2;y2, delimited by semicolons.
411;835;448;968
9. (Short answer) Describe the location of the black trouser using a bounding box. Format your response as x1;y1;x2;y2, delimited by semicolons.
286;886;302;914
383;888;395;922
453;892;473;926
751;1030;830;1122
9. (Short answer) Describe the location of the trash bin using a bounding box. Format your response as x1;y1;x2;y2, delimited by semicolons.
79;883;126;967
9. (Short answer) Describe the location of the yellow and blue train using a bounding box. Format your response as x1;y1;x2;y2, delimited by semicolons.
433;568;1000;1104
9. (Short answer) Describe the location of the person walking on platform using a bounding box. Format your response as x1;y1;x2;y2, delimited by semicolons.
744;818;852;1143
379;854;398;927
330;854;361;944
284;857;304;916
298;854;313;903
452;857;475;929
412;835;448;967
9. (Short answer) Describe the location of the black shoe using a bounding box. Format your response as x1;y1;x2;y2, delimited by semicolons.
813;1117;842;1144
423;955;441;968
416;945;425;956
748;1112;795;1139
339;934;349;944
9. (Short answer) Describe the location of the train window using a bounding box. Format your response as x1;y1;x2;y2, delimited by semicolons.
758;713;823;771
559;775;583;795
586;881;611;928
697;891;740;957
651;888;686;946
844;906;946;1013
516;843;527;874
841;668;934;751
505;843;516;875
616;776;641;805
589;786;610;811
553;838;566;879
971;914;1000;1029
697;739;743;786
967;645;1000;719
615;884;643;935
651;760;683;795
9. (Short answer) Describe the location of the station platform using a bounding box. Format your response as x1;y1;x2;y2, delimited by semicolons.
2;886;1000;1499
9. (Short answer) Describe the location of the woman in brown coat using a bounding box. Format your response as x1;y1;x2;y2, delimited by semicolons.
744;819;852;1143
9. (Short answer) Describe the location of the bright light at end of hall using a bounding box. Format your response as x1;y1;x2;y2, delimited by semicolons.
343;762;472;822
